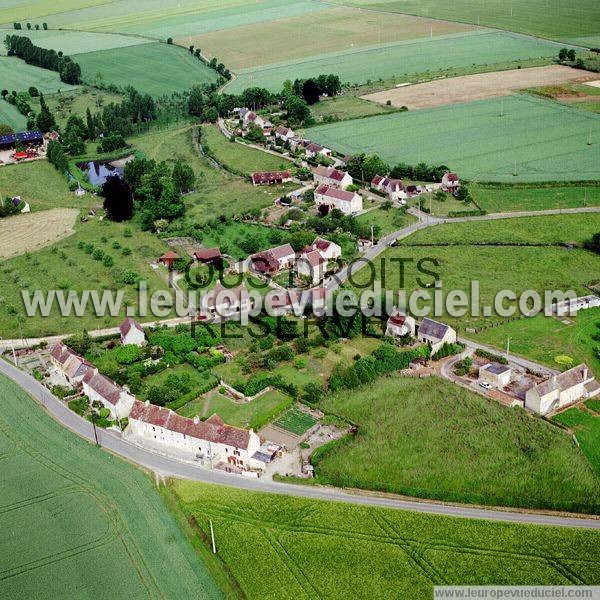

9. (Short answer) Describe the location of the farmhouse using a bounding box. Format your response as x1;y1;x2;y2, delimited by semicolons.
479;363;512;389
199;280;252;320
441;172;460;194
239;108;271;131
82;371;136;420
314;184;363;215
193;247;223;268
0;130;44;151
119;317;146;347
385;310;416;338
371;175;406;202
417;318;457;354
553;294;600;316
251;171;292;186
525;364;599;415
310;237;341;261
158;250;179;268
251;243;296;275
50;342;96;387
297;249;327;284
313;166;353;189
126;403;263;470
274;125;295;142
304;142;331;159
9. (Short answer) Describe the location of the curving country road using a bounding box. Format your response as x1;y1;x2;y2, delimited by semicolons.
1;356;598;530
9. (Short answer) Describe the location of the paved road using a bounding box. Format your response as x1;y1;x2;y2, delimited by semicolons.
1;356;598;529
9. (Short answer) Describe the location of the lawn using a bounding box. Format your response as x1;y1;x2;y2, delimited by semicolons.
201;125;291;177
0;55;77;94
0;372;221;599
329;0;600;44
0;100;26;131
178;388;292;430
355;206;415;237
401;213;600;246
75;42;219;96
310;93;400;123
273;406;317;435
192;7;472;70
472;307;600;376
553;407;600;474
0;217;169;338
0;160;92;212
472;183;600;212
168;480;600;599
308;94;600;182
315;375;600;512
227;31;565;93
129;125;291;222
352;242;600;331
0;27;150;55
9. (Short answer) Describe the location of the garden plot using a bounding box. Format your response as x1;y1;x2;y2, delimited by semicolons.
0;208;79;259
363;65;593;110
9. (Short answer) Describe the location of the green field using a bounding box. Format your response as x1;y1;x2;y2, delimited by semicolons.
0;160;91;212
473;183;600;212
0;100;26;130
0;372;220;599
0;28;150;55
273;407;317;435
168;481;600;599
355;206;415;237
0;56;77;94
227;31;565;93
402;213;600;246
329;0;600;44
553;407;600;473
310;93;400;122
178;388;293;430
75;42;219;96
473;307;600;376
201;125;291;177
309;94;600;182
314;375;600;512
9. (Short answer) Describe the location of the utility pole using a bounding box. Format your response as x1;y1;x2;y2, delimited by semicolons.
506;336;511;362
210;519;217;554
91;413;100;446
370;225;374;246
587;127;592;146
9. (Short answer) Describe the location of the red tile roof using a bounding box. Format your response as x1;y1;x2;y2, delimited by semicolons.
193;247;222;261
314;166;347;182
119;317;143;338
251;171;291;185
315;184;356;203
159;251;178;261
85;372;122;405
301;249;326;268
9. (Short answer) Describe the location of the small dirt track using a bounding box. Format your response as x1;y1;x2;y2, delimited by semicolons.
0;208;79;259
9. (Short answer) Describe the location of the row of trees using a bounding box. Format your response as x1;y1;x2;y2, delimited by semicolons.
5;35;81;84
290;74;342;105
13;22;48;30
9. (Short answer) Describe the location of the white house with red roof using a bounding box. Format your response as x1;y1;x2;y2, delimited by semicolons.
240;108;271;132
126;402;263;470
50;341;97;387
251;171;292;186
304;142;331;159
314;184;362;215
311;236;341;261
274;125;295;142
251;243;296;275
313;166;352;189
119;317;146;347
82;371;136;420
371;175;407;203
199;281;252;321
296;249;327;284
385;310;416;338
441;172;460;194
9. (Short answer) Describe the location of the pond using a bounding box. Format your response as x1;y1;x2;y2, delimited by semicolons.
77;160;124;186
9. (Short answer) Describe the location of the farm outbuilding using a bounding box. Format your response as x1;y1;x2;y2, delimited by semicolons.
0;130;43;151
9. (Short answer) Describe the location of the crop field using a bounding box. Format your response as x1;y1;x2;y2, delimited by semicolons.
0;28;150;55
473;307;600;376
309;95;600;182
309;93;399;122
75;42;218;96
328;0;600;44
0;217;169;338
402;213;600;246
227;31;565;93
0;100;26;130
363;65;592;110
0;208;80;260
553;407;600;473
0;0;108;25
190;7;473;70
0;56;76;94
178;389;293;430
273;407;317;435
0;373;220;599
315;375;600;512
472;183;600;212
168;481;600;600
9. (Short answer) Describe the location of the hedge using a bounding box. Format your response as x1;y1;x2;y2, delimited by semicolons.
474;348;509;365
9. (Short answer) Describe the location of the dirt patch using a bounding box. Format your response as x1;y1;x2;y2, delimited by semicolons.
0;208;79;259
363;66;596;110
